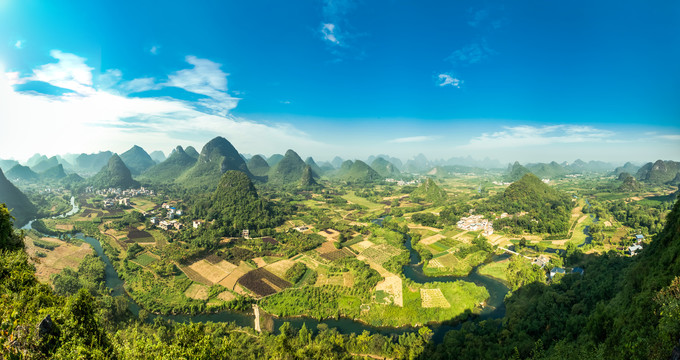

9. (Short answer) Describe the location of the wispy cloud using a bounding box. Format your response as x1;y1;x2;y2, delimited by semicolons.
389;136;435;143
14;40;23;49
164;55;239;115
437;74;462;88
321;23;340;44
150;45;160;55
658;134;680;140
320;0;356;51
447;41;496;66
460;125;615;150
0;52;323;159
30;50;95;94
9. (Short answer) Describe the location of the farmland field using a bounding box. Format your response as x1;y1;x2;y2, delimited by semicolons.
237;268;291;297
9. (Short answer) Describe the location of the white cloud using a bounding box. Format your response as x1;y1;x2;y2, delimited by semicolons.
460;125;615;150
31;50;94;94
437;74;462;88
14;40;23;49
658;134;680;141
150;45;160;55
165;55;239;115
0;53;323;160
322;23;340;44
389;136;435;143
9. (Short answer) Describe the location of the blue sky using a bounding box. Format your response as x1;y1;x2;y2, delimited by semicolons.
0;0;678;164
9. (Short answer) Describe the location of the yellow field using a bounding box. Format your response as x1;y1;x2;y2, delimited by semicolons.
375;275;403;307
264;259;296;279
187;259;237;284
420;288;451;308
26;236;93;283
184;283;209;300
219;261;254;290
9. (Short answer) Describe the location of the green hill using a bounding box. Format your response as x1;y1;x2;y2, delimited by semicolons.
6;165;39;182
618;173;642;191
268;150;307;185
612;161;640;176
25;153;47;168
0;159;19;172
636;160;680;184
411;177;447;203
30;156;60;173
335;160;382;183
205;170;283;235
479;173;572;234
0;168;37;226
40;164;67;180
305;157;324;176
140;146;197;183
149;150;166;163
184;146;200;159
247;155;270;177
371;157;401;178
176;136;252;189
120;145;156;175
299;165;320;189
89;154;139;189
526;161;567;179
267;154;284;167
505;161;532;182
74;151;113;174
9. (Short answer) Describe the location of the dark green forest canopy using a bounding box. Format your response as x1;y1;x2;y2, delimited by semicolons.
477;173;572;234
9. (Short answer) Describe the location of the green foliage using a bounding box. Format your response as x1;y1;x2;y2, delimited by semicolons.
89;154;139;189
0;169;38;226
505;256;546;291
478;173;572;234
139;146;197;183
119;145;156;175
268;149;308;184
284;262;308;284
411;178;448;203
246;154;270;177
176;136;253;190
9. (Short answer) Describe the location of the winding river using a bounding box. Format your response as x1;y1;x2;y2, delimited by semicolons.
24;200;510;340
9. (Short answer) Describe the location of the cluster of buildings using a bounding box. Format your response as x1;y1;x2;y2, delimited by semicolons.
385;178;421;186
457;215;494;236
150;217;183;231
550;267;584;280
628;234;645;256
492;181;512;186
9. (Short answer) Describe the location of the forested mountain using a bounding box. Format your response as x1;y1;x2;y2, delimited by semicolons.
505;161;532;182
479;173;572;234
140;146;197;183
305;157;324;176
40;164;67;180
184;146;200;159
89;154;139;189
25;153;47;167
411;178;447;203
0;159;19;172
334;160;382;183
75;151;113;174
564;159;614;173
371;157;401;178
636;160;680;184
268;150;308;185
149;150;166;163
525;161;567;179
267;154;284;167
30;156;60;173
246;155;270;177
612;161;640;176
403;154;430;173
194;170;284;235
0;168;37;226
120;145;156;175
618;173;642;191
330;156;344;168
299;165;320;188
6;164;39;182
176;137;253;189
367;154;404;170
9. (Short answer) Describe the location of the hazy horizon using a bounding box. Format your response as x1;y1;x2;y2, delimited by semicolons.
1;1;678;164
